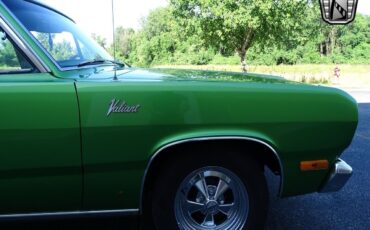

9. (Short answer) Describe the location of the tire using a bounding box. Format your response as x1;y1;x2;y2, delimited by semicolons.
151;149;268;230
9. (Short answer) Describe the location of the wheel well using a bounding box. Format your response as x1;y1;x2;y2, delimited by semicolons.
140;138;282;217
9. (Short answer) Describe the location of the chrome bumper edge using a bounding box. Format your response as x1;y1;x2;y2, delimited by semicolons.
319;158;352;193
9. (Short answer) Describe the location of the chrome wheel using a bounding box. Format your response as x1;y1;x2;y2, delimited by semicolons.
175;166;249;230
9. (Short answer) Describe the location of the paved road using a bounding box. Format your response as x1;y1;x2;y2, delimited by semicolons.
343;88;370;104
0;91;369;230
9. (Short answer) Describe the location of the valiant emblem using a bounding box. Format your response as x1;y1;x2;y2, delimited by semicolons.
319;0;358;25
107;99;141;116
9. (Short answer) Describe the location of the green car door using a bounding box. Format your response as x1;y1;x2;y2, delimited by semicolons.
0;27;82;214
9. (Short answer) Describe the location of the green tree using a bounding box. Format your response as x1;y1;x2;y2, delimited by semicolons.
336;14;370;63
127;7;180;66
0;38;18;67
112;27;135;60
91;33;107;49
108;2;370;67
171;0;309;71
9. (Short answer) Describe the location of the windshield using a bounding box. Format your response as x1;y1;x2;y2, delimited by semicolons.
3;0;113;69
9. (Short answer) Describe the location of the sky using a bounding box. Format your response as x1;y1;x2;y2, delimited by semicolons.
41;0;370;44
40;0;169;43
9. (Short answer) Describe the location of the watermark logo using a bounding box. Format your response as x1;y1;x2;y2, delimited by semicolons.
320;0;358;24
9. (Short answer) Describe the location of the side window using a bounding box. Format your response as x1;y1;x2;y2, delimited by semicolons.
0;28;36;74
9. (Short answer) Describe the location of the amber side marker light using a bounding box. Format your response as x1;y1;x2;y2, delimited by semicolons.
300;160;329;171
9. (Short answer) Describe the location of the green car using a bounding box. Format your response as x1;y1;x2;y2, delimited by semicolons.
0;0;358;229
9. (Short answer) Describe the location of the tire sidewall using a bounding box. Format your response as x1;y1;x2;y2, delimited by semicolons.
151;150;268;230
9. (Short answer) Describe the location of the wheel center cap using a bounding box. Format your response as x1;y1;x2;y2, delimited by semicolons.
206;200;219;215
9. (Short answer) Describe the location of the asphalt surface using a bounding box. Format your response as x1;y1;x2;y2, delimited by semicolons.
0;90;369;230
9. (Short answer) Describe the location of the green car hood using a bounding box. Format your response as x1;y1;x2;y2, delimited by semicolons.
124;68;292;84
74;67;295;85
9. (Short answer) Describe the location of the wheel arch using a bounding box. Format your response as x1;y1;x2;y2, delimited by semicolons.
140;135;284;215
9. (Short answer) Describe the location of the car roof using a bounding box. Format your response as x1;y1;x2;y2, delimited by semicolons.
2;0;75;23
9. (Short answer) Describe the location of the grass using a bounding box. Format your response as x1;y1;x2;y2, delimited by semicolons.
154;64;370;89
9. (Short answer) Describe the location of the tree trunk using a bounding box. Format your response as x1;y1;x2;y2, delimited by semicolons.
240;52;247;72
326;40;330;55
237;28;254;73
330;27;336;55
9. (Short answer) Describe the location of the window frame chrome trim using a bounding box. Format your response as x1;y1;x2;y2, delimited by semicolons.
140;136;284;214
0;14;50;73
0;1;58;73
